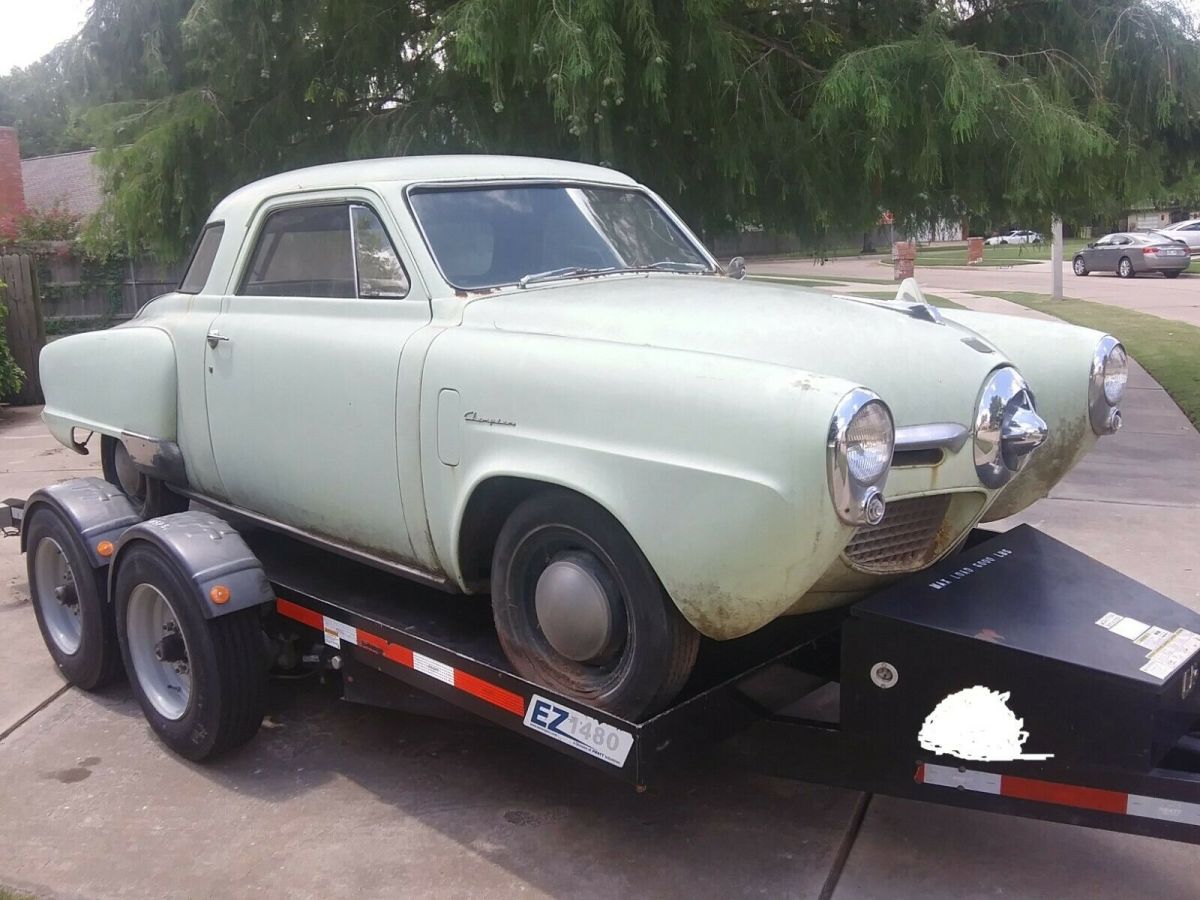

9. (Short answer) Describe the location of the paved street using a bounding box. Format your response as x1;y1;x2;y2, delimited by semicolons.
1;281;1198;898
755;253;1200;327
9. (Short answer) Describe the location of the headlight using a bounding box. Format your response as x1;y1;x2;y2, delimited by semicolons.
1089;335;1126;435
974;367;1048;488
828;388;894;526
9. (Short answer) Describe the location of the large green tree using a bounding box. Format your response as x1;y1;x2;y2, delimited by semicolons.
35;0;1200;257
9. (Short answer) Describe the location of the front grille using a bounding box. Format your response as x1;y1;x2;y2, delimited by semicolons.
843;494;953;574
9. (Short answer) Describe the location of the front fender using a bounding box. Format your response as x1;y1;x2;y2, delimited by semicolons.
422;331;861;640
940;309;1105;520
40;325;178;450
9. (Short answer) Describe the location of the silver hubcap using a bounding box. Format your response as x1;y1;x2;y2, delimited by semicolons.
126;584;192;720
1074;259;1085;274
1120;259;1131;276
113;442;144;499
33;537;83;655
534;551;625;664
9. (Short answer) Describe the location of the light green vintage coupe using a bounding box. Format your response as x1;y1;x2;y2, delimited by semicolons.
39;156;1127;718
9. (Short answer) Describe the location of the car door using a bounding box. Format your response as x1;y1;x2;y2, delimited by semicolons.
204;195;431;564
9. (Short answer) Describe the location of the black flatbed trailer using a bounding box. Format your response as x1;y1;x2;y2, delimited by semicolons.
6;480;1200;845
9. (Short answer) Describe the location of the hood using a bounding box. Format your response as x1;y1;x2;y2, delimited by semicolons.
461;275;1007;425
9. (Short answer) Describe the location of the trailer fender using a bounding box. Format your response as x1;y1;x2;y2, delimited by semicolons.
20;477;142;567
109;511;274;619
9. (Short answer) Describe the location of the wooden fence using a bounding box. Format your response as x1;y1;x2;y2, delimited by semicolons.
0;252;46;405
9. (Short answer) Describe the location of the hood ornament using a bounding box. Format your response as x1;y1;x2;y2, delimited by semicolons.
894;277;945;325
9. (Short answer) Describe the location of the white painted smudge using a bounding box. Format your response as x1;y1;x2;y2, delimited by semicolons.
918;686;1054;761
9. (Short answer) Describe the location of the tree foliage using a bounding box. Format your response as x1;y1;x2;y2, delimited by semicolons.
8;0;1200;258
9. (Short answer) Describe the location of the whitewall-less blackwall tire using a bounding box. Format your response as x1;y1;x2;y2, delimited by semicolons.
25;507;122;690
101;436;190;520
114;543;268;760
490;489;700;721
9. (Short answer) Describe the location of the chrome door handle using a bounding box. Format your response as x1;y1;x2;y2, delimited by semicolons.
206;331;231;349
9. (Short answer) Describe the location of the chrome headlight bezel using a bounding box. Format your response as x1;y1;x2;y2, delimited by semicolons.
974;366;1048;488
1088;335;1126;435
828;388;894;526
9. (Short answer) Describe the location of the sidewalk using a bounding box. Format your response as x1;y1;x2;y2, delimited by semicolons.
1;331;1198;898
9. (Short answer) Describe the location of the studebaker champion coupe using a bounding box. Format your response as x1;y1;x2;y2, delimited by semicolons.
38;156;1128;719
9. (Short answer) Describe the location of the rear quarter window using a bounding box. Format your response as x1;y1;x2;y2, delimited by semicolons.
179;224;225;294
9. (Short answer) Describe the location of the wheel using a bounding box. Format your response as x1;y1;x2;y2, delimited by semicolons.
25;507;121;689
490;489;700;720
1072;256;1089;276
101;436;189;519
1164;270;1181;278
114;543;268;760
1118;256;1135;278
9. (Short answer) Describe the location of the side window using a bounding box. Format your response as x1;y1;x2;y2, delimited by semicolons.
1185;223;1200;232
351;205;410;298
240;205;355;298
179;223;225;294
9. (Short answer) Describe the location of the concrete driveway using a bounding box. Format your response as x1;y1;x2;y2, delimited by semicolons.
1;342;1198;900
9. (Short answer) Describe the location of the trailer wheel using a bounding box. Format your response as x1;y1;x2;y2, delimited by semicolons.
114;543;268;760
491;489;699;720
101;436;189;520
25;507;121;689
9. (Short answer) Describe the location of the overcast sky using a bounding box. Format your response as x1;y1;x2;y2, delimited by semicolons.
1;0;90;73
1;0;1199;76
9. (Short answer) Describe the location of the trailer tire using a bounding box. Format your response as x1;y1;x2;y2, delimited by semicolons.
25;507;122;690
101;436;189;520
114;543;268;760
490;489;699;720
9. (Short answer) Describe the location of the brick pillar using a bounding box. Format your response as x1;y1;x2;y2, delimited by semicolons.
0;128;26;219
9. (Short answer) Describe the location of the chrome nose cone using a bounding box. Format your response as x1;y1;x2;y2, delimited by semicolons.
1001;405;1049;471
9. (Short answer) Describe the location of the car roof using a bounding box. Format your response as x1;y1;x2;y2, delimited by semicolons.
210;155;637;221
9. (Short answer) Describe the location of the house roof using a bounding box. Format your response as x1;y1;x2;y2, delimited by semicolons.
20;148;103;218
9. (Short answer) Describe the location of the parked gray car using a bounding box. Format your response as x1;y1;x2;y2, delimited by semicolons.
1072;232;1190;278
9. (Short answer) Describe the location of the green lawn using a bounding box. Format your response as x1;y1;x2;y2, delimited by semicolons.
880;239;1089;268
751;273;899;286
851;290;965;310
979;291;1200;430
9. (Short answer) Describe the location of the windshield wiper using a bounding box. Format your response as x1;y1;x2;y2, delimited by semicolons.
518;266;597;288
517;260;712;288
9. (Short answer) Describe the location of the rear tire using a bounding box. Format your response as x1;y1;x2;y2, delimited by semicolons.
114;543;268;760
1118;256;1135;278
101;436;189;519
25;507;121;689
1164;271;1181;279
1072;256;1088;276
490;489;699;720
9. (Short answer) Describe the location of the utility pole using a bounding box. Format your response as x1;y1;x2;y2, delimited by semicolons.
1051;217;1063;300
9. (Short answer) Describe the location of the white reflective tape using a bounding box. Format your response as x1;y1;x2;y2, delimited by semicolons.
921;763;1002;794
412;652;454;685
1126;794;1200;827
322;616;357;649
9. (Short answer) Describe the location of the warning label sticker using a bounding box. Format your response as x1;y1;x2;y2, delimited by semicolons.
1141;630;1200;681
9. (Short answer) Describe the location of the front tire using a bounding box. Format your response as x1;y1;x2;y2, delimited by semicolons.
1164;270;1181;279
1118;256;1136;278
114;543;268;760
490;490;699;720
1072;256;1089;276
101;436;189;519
25;507;122;689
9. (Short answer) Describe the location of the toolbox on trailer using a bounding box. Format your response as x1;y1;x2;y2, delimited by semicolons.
4;483;1200;845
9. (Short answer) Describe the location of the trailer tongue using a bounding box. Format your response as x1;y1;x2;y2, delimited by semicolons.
5;482;1200;845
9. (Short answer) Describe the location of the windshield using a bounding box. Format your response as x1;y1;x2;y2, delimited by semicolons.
408;184;712;289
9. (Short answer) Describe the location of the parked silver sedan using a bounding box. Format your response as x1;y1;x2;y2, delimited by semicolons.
1072;232;1190;278
1159;218;1200;255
